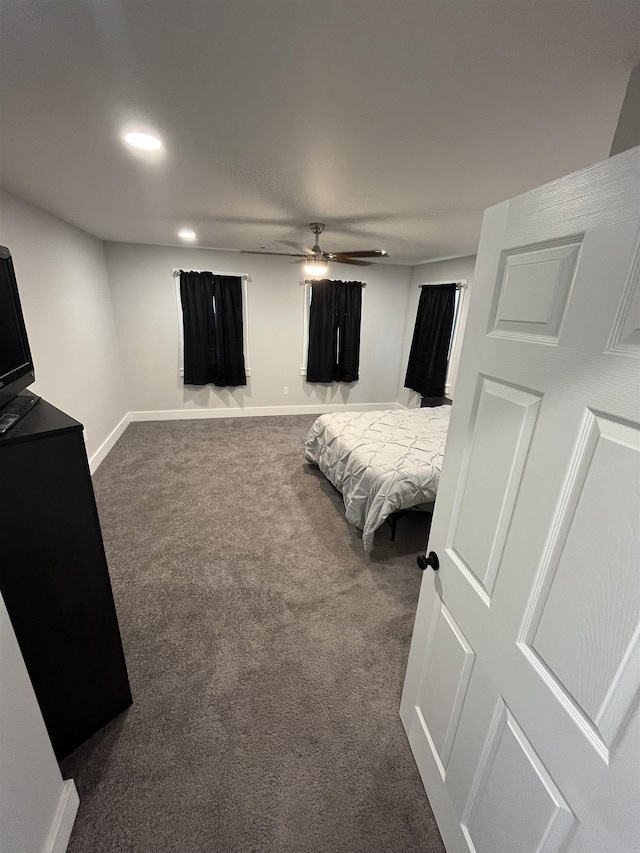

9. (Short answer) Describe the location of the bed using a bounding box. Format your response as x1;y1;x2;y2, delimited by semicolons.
304;406;451;552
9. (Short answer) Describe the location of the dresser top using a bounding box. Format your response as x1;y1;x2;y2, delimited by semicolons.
0;398;82;447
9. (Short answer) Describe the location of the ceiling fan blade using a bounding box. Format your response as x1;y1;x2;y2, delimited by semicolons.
330;255;370;266
279;240;314;254
330;250;388;258
240;250;306;258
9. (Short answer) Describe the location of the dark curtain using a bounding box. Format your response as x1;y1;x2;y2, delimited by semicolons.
337;279;362;383
211;275;246;387
404;283;457;398
306;279;339;383
307;279;363;383
180;271;246;387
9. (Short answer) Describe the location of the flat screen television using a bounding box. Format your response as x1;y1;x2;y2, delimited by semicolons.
0;245;36;410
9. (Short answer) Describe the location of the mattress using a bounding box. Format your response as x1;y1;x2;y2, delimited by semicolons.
304;406;451;552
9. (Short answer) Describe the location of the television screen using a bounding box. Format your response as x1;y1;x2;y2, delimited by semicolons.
0;260;29;374
0;246;35;409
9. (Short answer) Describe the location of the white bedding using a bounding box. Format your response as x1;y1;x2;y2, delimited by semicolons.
304;406;451;552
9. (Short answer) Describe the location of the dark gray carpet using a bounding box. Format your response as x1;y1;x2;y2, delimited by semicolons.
61;416;444;853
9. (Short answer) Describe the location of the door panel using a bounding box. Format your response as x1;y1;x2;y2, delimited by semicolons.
401;147;640;853
488;238;581;343
607;244;640;355
462;701;575;853
415;600;476;774
520;413;640;755
449;378;541;603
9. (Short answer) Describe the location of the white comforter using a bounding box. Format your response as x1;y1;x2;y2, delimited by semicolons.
304;406;451;552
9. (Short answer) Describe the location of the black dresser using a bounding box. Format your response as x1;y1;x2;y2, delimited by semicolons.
0;398;132;759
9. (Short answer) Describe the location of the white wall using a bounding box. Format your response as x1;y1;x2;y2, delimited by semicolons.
0;190;128;460
610;63;640;157
396;255;476;408
105;242;412;417
0;594;79;853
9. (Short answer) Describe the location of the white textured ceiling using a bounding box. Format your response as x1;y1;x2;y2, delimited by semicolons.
0;1;638;264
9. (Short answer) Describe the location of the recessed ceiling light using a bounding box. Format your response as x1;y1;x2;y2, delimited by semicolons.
178;229;197;241
124;132;162;151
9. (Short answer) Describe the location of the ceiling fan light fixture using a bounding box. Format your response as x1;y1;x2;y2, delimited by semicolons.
241;222;384;268
304;255;328;277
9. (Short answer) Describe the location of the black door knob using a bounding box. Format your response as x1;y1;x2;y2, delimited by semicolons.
417;551;440;572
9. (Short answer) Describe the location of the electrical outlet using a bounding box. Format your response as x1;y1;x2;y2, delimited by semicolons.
283;386;289;395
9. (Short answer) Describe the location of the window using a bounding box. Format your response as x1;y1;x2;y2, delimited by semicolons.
175;269;252;383
176;270;248;388
444;283;467;397
305;279;363;383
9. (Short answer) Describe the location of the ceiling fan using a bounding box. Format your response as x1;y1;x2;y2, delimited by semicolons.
241;223;388;275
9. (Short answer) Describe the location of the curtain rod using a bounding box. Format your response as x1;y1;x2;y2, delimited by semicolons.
173;269;250;281
305;279;366;286
418;281;466;289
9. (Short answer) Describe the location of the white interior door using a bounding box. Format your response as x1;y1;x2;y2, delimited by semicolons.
401;147;640;853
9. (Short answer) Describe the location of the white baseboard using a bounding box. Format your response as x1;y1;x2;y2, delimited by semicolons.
88;412;131;474
128;402;403;422
45;779;79;853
